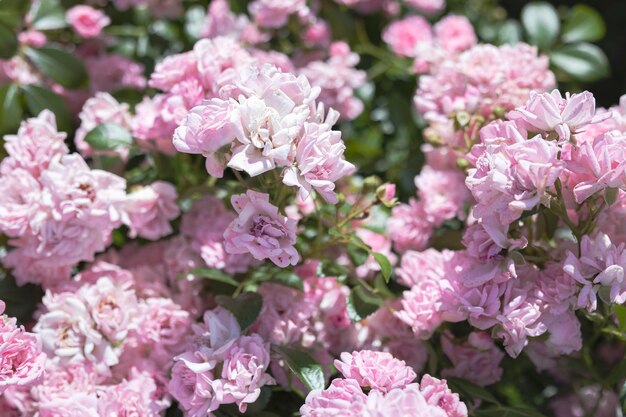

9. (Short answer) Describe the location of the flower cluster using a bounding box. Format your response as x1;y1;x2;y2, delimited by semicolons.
302;350;467;416
169;308;274;415
1;0;624;416
0;111;179;288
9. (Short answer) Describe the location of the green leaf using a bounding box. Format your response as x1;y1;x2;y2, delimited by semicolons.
84;123;133;150
29;0;66;30
0;22;18;59
215;292;263;331
446;377;500;405
550;42;610;82
475;407;547;417
190;268;239;286
274;346;325;391
498;20;523;45
521;2;560;49
562;4;605;43
20;83;70;132
372;252;392;282
0;0;25;28
268;270;304;290
606;358;626;385
0;83;22;134
346;286;382;323
25;46;88;89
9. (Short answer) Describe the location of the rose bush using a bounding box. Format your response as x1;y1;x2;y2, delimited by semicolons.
0;0;623;416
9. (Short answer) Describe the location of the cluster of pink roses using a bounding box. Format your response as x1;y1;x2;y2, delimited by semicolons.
302;350;467;416
387;87;626;363
0;111;179;288
1;0;624;415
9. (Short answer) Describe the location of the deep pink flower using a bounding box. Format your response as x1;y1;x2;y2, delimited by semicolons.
66;6;110;38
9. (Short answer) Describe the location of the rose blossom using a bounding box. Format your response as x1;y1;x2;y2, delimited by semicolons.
66;6;111;38
224;190;299;267
334;350;416;393
0;302;46;393
383;16;433;57
283;109;355;203
434;15;477;53
173;99;240;177
122;181;180;240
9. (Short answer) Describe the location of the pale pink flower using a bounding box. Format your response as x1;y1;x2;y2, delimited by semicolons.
565;132;626;203
563;233;626;311
415;44;555;138
224;190;299;267
253;283;314;346
173;98;239;177
122;181;180;240
169;308;273;415
387;200;434;253
395;280;445;338
0;308;46;393
434;15;477;53
298;42;367;120
193;37;255;94
0;168;42;238
419;375;468;417
300;378;367;417
17;30;46;47
227;65;319;177
181;195;255;274
149;51;200;91
133;297;191;352
34;290;115;372
66;5;110;38
215;334;275;412
441;332;504;386
396;249;454;287
383;16;433;57
283;110;355;203
32;363;100;417
508;90;600;142
415;166;470;226
405;0;445;15
248;0;306;28
74;92;132;158
2;110;68;177
201;0;250;40
302;20;331;48
334;350;416;393
97;371;168;417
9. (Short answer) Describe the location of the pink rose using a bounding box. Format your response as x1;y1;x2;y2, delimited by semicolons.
283;110;355;203
334;350;416;393
224;190;299;267
122;181;180;240
434;15;477;53
66;6;111;38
